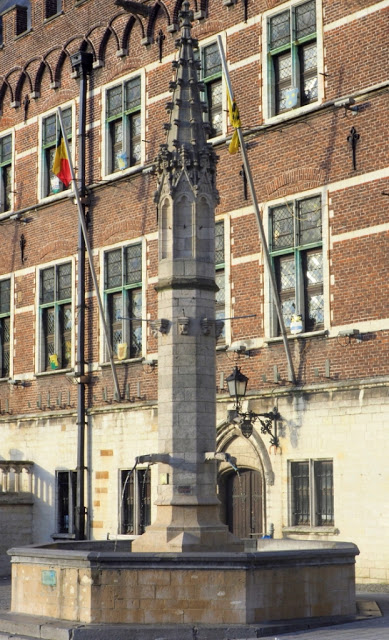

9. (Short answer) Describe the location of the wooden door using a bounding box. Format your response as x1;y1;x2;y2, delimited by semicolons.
225;469;263;539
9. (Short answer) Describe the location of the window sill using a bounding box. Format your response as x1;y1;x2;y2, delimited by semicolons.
265;329;328;344
283;526;339;536
14;29;33;41
264;100;321;127
44;11;64;24
102;163;144;183
100;357;143;367
51;532;76;540
39;190;71;206
35;368;72;377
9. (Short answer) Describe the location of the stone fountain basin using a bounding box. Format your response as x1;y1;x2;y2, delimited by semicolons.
8;539;359;626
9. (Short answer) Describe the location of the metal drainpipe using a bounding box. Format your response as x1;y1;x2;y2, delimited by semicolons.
70;51;93;541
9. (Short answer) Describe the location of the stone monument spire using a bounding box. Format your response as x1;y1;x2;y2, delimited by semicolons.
132;1;242;552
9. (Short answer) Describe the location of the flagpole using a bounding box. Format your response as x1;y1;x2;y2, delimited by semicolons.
217;36;296;385
56;107;121;400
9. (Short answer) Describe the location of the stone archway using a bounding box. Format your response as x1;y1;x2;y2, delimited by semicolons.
216;420;275;542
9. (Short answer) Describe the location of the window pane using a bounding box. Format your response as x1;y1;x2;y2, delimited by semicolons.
279;255;295;291
41;267;55;303
43;307;55;370
315;460;334;525
109;293;123;355
1;316;10;378
106;249;122;289
274;52;292;113
110;120;124;171
299;196;321;244
0;279;10;314
300;42;318;104
2;165;12;212
130;113;141;165
138;468;151;533
129;289;142;357
305;250;324;331
121;470;135;534
291;461;310;525
57;263;71;301
272;203;294;249
295;0;316;39
125;244;142;285
209;81;223;135
107;85;123;118
269;10;290;49
203;43;221;77
125;76;141;111
60;304;72;369
215;222;224;265
43;113;57;145
0;134;12;164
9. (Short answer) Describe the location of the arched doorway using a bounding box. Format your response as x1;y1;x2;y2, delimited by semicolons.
220;468;263;540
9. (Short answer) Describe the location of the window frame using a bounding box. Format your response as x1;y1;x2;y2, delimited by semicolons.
120;467;151;535
45;0;62;20
200;41;224;139
289;458;334;528
268;193;325;337
0;277;11;379
0;131;13;213
103;242;144;362
55;469;77;538
39;104;74;201
263;0;323;123
37;260;74;373
103;72;144;178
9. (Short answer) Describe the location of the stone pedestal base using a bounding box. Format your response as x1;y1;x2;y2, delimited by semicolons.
131;503;243;552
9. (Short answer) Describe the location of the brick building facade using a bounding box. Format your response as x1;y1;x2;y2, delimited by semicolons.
0;0;388;583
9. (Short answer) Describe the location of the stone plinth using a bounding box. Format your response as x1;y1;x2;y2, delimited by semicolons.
9;541;359;625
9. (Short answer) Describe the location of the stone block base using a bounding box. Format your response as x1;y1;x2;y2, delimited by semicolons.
9;541;359;625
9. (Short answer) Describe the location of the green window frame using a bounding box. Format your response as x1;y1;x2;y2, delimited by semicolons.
269;195;323;335
268;0;317;116
41;107;72;197
0;279;10;379
215;220;225;343
104;244;143;360
106;76;141;174
0;134;12;213
291;459;334;527
201;42;223;137
39;263;72;371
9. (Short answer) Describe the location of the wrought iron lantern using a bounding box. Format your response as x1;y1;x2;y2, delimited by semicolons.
227;366;281;446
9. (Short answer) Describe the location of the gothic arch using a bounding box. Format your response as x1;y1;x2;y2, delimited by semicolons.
97;25;121;63
216;419;275;486
34;59;54;95
146;2;170;41
0;78;14;113
15;70;33;105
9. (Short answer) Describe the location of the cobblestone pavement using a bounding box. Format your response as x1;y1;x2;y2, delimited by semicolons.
0;577;388;640
271;593;389;640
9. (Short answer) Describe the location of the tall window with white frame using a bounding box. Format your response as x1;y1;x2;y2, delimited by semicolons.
56;470;76;536
267;0;317;116
269;195;323;335
215;220;225;343
0;134;12;213
42;107;72;197
121;468;151;535
106;76;141;174
0;279;10;379
290;459;333;527
201;42;223;137
104;244;142;361
39;263;72;371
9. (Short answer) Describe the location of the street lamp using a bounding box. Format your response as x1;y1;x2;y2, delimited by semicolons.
226;366;281;445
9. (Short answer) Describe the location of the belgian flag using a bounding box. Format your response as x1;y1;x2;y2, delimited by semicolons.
52;132;72;188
